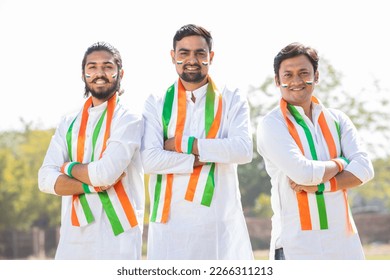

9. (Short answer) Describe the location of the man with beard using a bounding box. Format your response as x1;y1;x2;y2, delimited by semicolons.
38;42;144;259
141;24;254;259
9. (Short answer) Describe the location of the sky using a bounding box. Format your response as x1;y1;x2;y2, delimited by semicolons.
0;0;389;132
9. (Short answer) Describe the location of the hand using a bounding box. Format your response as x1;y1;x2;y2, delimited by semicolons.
164;137;176;152
193;155;205;167
96;172;126;192
288;178;318;193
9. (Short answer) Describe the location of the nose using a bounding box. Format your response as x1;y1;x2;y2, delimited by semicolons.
290;75;305;85
187;52;198;64
95;67;106;77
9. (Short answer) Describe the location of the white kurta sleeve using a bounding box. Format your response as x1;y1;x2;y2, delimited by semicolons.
141;94;195;174
38;117;69;195
336;110;374;184
197;89;253;164
257;112;326;185
88;111;143;187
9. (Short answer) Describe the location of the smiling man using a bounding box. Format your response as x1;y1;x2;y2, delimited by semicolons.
141;24;254;260
256;42;374;260
38;42;144;259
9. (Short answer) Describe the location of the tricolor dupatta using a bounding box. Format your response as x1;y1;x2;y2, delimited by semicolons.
65;94;138;236
280;96;353;233
150;77;223;223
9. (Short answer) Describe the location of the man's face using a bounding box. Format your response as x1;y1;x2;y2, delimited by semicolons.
276;54;318;107
171;35;214;84
83;50;120;100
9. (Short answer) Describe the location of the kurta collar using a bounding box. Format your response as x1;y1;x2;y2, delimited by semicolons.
185;82;208;101
289;101;324;123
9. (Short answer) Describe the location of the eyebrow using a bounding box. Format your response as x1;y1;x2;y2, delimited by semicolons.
282;67;311;72
178;48;207;52
86;61;115;66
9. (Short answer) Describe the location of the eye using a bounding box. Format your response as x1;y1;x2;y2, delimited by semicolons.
178;51;189;56
196;51;207;57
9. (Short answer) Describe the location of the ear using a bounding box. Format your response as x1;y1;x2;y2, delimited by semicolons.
170;50;175;64
275;75;280;87
315;71;319;83
119;68;124;79
82;74;85;82
209;51;215;65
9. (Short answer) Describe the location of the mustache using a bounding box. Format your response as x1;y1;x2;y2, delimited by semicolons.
183;63;201;69
92;77;110;83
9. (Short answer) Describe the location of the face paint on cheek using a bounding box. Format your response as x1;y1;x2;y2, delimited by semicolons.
281;83;288;88
176;61;183;65
201;61;209;66
112;73;117;79
305;81;314;85
85;73;91;78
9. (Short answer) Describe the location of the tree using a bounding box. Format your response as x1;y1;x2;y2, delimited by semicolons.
0;126;61;231
350;157;390;212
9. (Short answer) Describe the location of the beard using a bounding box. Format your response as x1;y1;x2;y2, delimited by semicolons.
85;77;120;100
179;64;206;83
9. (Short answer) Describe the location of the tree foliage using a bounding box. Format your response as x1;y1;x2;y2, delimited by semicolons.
0;126;60;231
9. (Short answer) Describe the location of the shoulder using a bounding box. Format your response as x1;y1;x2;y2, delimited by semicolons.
258;106;284;129
145;92;165;106
327;107;352;123
115;103;143;127
219;84;249;111
55;109;79;131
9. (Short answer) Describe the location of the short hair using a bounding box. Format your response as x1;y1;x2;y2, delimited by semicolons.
81;42;123;97
274;42;319;77
173;24;213;51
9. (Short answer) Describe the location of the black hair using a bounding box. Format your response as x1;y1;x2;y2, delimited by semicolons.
81;42;124;97
173;24;213;51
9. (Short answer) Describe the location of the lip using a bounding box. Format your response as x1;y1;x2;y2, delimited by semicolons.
184;67;200;73
93;79;109;85
290;87;305;91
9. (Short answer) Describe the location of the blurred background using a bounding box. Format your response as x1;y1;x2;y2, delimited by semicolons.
1;0;389;259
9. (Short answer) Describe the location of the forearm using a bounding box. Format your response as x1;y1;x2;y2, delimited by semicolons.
334;170;363;190
68;163;92;185
321;160;340;184
54;174;84;196
141;147;195;174
196;137;252;164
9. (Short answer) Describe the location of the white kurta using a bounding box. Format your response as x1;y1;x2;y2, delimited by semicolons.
257;102;374;260
141;82;254;260
38;100;145;259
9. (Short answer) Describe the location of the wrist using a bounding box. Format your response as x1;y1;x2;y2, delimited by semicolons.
331;157;349;172
192;138;199;155
61;161;80;178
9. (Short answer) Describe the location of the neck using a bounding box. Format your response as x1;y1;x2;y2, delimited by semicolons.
91;92;116;107
303;102;313;121
180;76;208;92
